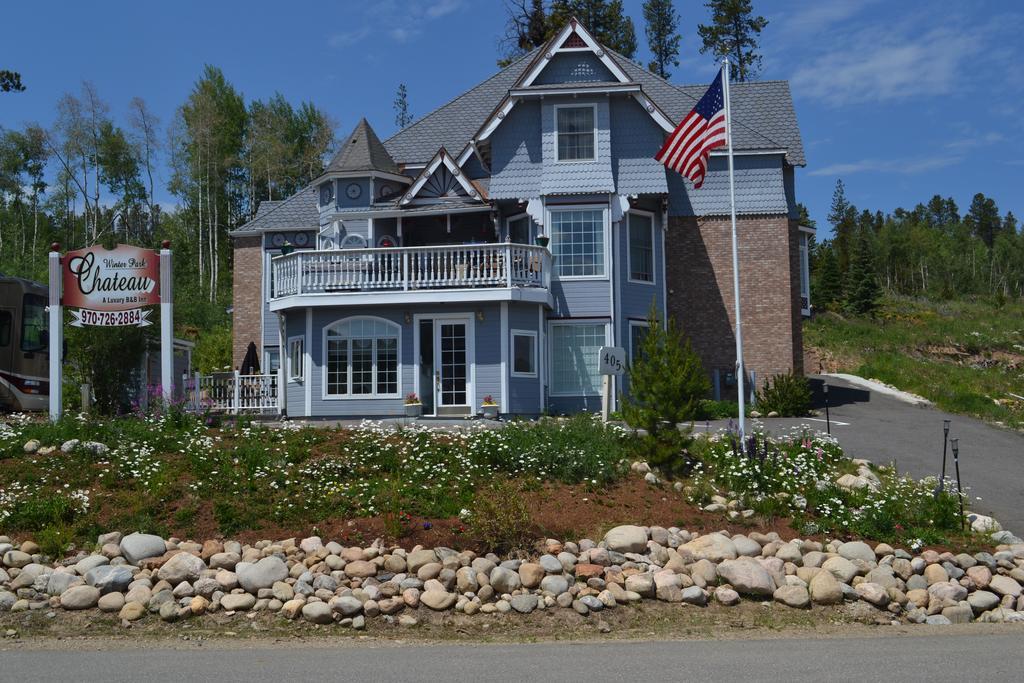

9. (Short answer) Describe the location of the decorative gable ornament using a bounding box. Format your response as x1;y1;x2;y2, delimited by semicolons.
399;148;483;205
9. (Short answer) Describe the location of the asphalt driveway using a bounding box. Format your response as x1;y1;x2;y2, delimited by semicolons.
697;375;1024;534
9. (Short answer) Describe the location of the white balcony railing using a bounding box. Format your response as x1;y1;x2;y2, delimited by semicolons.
186;372;279;414
271;243;551;299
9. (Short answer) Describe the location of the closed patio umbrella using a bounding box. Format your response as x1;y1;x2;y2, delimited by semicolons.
240;341;260;375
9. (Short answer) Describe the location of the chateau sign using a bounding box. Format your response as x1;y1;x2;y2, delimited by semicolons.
49;241;174;421
62;245;160;327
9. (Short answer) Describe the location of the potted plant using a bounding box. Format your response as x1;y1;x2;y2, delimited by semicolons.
404;393;422;418
481;395;499;419
535;235;549;248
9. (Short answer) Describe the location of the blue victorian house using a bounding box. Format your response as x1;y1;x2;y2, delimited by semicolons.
229;19;810;419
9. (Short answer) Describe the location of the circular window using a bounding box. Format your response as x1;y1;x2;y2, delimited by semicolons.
340;234;367;249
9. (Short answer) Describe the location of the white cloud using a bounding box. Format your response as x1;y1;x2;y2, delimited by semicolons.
426;0;463;19
775;0;877;38
326;0;460;49
944;132;1005;151
328;28;371;48
808;155;962;177
791;25;980;106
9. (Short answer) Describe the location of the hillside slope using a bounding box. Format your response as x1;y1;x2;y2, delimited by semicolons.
803;297;1024;429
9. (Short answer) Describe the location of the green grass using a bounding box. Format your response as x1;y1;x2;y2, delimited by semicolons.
804;296;1024;428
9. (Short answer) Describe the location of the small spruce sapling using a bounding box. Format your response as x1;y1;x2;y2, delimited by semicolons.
621;304;710;475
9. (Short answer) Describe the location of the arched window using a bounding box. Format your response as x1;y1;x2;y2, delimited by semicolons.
324;317;400;398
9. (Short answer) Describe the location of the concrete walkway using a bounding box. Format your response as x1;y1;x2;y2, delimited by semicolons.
697;375;1024;533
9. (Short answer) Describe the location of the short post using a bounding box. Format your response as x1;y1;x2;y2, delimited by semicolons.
193;371;201;412
951;438;964;529
80;384;91;414
601;375;611;423
48;244;63;423
823;383;831;436
159;241;174;405
935;419;951;499
233;370;241;415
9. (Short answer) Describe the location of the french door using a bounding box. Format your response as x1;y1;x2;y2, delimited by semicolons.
418;317;472;416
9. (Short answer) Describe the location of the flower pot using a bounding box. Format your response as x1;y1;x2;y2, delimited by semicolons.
481;404;499;419
404;403;422;418
535;236;549;248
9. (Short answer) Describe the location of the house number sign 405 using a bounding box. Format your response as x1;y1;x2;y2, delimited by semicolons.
599;346;626;376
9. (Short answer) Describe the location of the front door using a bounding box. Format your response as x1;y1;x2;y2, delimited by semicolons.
435;318;470;415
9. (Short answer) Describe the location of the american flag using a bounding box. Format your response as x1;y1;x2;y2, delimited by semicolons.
655;70;726;188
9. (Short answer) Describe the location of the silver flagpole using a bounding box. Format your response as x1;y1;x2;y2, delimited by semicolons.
722;57;746;440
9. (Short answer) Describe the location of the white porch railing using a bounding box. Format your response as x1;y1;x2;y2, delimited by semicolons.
271;243;551;299
186;372;279;414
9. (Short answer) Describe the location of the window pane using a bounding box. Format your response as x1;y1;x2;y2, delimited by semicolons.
327;339;348;395
551;209;604;277
20;294;46;352
551;324;604;395
557;107;595;161
629;214;654;281
351;338;373;394
289;339;303;379
509;216;531;244
376;337;398;395
630;324;649;362
513;334;535;375
0;311;11;347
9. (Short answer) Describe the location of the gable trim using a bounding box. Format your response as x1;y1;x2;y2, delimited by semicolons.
399;148;483;205
517;18;631;89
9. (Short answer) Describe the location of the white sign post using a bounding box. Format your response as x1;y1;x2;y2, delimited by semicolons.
598;346;626;422
159;242;174;404
48;244;64;422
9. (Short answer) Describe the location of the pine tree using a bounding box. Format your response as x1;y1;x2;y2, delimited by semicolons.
0;70;25;92
697;0;768;81
844;233;880;315
498;0;549;66
643;0;681;79
622;304;710;474
828;179;857;275
964;192;1001;248
812;244;842;311
393;83;413;129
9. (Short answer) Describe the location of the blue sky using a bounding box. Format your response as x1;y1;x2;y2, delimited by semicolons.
3;0;1023;235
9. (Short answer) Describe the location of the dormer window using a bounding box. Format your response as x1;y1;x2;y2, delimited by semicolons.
319;182;334;206
556;105;596;161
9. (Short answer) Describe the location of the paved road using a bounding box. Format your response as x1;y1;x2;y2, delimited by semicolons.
697;375;1024;533
2;634;1019;681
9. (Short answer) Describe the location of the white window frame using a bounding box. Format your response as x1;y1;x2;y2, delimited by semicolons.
287;336;304;383
627;210;656;285
321;316;402;400
547;319;611;397
506;212;533;245
799;227;814;316
628;320;650;362
510;329;538;378
546;204;610;281
264;347;280;375
553;103;598;163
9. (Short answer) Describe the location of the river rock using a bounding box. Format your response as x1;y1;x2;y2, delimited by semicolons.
237;556;288;593
119;601;146;621
989;575;1022;598
822;557;859;584
682;533;737;562
221;593;256;611
511;594;539;613
603;525;648;554
119;534;167;565
490;567;521;594
302;602;333;624
774;585;810;608
421;591;456;611
98;591;125;612
717;557;775;596
518;562;544;589
809;569;843;605
158;552;206;585
60;585;100;610
855;582;889;607
838;541;875;564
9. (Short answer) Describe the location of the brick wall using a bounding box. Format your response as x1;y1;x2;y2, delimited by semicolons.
232;235;263;370
665;214;803;396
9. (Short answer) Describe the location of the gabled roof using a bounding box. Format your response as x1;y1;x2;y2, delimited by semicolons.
384;36;805;168
231;185;319;235
326;118;400;175
383;50;539;166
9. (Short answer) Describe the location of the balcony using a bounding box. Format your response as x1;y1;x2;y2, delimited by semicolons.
269;243;552;309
